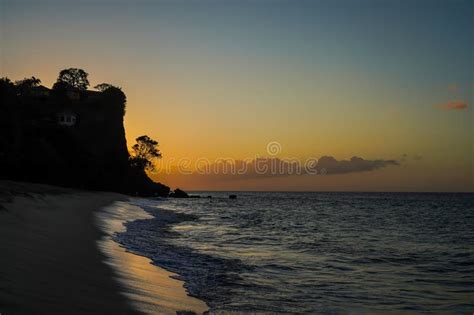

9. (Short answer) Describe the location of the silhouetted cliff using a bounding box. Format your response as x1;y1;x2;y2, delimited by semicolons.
0;78;169;196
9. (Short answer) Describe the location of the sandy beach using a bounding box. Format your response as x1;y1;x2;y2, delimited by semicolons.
0;181;207;315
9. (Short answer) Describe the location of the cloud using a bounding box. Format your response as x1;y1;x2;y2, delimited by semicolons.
315;156;399;174
165;156;400;180
435;101;468;110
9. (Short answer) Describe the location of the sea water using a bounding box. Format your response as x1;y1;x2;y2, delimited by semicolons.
114;192;474;314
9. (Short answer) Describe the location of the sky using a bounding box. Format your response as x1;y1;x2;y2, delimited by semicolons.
1;0;472;191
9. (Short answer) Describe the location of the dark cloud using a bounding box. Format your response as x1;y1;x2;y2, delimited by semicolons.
172;156;400;180
315;156;399;174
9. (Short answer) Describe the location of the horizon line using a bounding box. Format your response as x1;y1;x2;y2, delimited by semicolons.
185;190;474;194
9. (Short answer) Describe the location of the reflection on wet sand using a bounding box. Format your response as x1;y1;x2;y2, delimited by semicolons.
96;201;208;315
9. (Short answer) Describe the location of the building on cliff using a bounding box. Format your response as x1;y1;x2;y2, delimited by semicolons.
58;110;77;127
0;82;170;196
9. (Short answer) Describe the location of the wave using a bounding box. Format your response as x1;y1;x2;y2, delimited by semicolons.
114;199;252;311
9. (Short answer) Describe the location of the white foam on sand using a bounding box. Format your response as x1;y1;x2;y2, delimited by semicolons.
95;199;209;315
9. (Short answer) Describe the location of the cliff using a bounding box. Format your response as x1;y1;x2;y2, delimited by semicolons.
0;80;170;197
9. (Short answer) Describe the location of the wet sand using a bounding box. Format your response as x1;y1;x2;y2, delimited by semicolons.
96;201;209;315
0;181;207;315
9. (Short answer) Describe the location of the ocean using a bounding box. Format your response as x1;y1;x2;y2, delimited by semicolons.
113;192;474;314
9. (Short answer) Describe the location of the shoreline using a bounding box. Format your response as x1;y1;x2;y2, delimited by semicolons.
96;200;209;314
0;181;207;314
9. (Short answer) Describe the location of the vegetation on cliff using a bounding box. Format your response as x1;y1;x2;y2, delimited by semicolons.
0;69;169;196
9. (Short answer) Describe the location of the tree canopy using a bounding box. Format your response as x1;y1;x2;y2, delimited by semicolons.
0;77;14;92
95;83;127;115
55;68;89;90
129;135;162;172
14;76;41;89
94;83;120;92
94;83;114;92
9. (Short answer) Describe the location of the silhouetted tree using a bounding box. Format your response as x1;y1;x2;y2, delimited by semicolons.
14;76;41;88
0;77;14;92
94;83;114;92
0;78;17;110
10;76;42;97
129;135;162;171
55;68;89;90
96;83;127;115
0;77;12;84
52;80;69;93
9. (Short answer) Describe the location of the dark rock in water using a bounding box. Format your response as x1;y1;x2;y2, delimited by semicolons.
207;195;212;199
229;194;237;199
169;188;189;198
189;195;201;198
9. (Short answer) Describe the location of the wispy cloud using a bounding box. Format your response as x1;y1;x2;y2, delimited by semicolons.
435;101;468;110
401;153;422;162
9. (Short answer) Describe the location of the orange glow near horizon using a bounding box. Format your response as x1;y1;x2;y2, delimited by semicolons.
2;1;472;191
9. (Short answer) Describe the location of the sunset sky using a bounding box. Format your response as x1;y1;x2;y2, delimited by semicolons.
1;0;472;191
